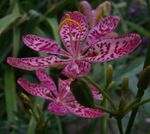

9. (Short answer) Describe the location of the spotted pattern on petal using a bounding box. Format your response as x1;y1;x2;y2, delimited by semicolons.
59;11;88;51
85;34;141;62
36;70;58;96
48;102;68;116
67;101;105;118
7;56;69;71
88;16;120;45
62;61;91;78
17;78;55;100
23;34;68;56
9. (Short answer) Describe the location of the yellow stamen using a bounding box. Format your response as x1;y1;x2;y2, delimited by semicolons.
58;13;83;34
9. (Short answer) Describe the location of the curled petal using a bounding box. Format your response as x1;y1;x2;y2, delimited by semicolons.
88;16;120;45
59;11;88;51
48;102;68;116
62;61;91;78
36;70;58;96
22;34;69;57
79;1;93;25
7;56;69;71
67;101;105;118
85;34;141;62
18;78;55;100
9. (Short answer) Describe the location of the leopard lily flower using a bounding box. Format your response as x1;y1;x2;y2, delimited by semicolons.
7;11;141;78
18;69;104;118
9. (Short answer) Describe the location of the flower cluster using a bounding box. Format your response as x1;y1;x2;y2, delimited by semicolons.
7;1;141;118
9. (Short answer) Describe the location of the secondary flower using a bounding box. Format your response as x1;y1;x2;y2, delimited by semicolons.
7;11;141;78
18;69;105;118
79;1;111;27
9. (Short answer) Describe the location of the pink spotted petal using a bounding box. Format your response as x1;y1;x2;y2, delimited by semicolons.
79;1;94;25
93;1;111;25
35;70;58;96
62;61;91;78
67;101;105;118
17;78;55;100
58;78;72;100
85;34;141;62
59;11;88;51
7;56;69;71
48;102;68;116
90;85;103;100
23;34;69;57
87;16;120;45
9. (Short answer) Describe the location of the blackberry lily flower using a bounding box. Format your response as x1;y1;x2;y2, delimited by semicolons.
18;70;104;118
79;1;111;27
7;11;141;78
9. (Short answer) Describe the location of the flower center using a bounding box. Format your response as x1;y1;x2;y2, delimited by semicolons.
58;13;83;34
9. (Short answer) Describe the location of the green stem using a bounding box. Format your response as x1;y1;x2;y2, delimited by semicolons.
124;98;150;114
56;116;63;134
117;118;124;134
84;76;117;112
125;1;150;133
95;105;115;115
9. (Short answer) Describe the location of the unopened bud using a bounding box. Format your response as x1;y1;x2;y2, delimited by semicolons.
21;93;32;109
138;65;150;90
106;64;113;86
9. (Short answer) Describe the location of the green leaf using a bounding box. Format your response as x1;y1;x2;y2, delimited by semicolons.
4;68;17;123
70;79;94;107
0;2;20;35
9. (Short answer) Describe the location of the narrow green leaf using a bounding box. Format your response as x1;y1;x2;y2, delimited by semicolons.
0;2;20;35
126;21;150;38
4;68;17;123
45;17;61;44
27;98;44;134
71;80;94;107
12;27;20;57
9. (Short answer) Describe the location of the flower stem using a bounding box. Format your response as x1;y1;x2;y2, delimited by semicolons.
84;76;117;112
117;118;124;134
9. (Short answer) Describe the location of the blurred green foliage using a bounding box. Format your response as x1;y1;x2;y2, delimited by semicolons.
0;0;150;134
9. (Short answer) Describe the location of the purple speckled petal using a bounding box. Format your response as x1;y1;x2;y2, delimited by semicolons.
87;16;120;45
35;70;58;96
59;11;88;51
23;34;69;57
90;85;103;100
58;78;72;100
7;56;69;71
62;61;91;78
48;102;68;116
79;1;94;25
85;34;141;62
67;101;105;118
17;78;55;100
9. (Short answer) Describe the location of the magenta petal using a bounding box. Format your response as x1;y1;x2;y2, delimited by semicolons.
23;34;68;57
67;101;105;118
59;11;88;51
17;78;55;100
58;78;72;100
85;34;141;62
88;16;120;45
48;102;68;116
62;61;91;78
7;56;69;71
35;70;58;96
90;85;103;100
